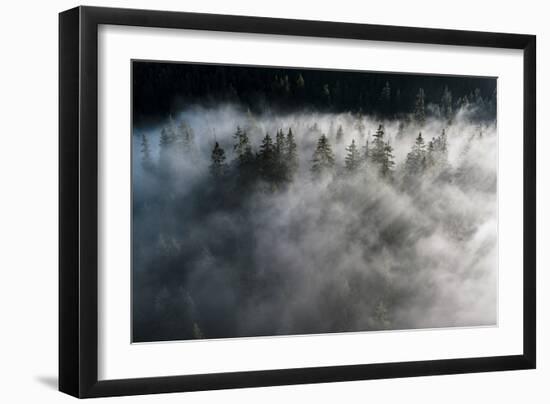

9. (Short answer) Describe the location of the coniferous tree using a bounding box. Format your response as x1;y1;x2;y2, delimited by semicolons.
322;84;331;106
159;125;174;152
258;133;276;182
440;86;453;123
158;123;177;170
285;128;299;180
362;139;370;164
344;139;361;172
336;125;344;143
380;81;391;114
140;133;154;171
233;126;255;183
370;124;386;166
431;128;449;169
414;88;426;126
311;134;335;176
369;125;395;178
233;127;254;167
355;113;366;138
209;142;227;178
273;129;287;183
405;132;427;175
176;119;195;154
381;142;396;178
296;73;305;89
275;129;285;155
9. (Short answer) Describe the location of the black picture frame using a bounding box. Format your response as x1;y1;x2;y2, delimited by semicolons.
59;5;536;398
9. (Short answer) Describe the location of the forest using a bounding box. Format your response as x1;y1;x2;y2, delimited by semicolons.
132;63;497;342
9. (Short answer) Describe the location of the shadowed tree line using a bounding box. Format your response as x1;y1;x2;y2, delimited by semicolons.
141;117;469;191
133;62;497;125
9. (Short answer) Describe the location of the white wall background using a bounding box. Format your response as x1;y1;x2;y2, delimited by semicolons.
0;0;546;402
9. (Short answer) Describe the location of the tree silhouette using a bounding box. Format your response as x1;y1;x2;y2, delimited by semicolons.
336;125;344;143
311;134;335;176
440;86;453;123
414;88;426;126
209;142;227;178
285;128;299;180
258;133;276;182
345;139;361;172
405;132;427;175
140;133;153;171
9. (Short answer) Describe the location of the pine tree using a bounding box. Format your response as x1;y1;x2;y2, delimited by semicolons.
140;133;153;171
209;142;227;178
381;142;396;177
296;73;305;89
159;125;174;151
336;125;344;143
233;127;254;167
355;113;366;137
344;139;361;172
380;81;391;114
369;125;395;178
431;128;449;168
370;124;386;166
233;126;255;184
258;133;276;181
362;139;370;163
285;128;299;180
405;132;427;175
275;129;285;155
158;123;176;168
322;84;331;106
176;119;195;154
440;86;453;122
273;129;287;183
311;134;335;176
381;81;391;102
426;140;436;168
414;88;426;125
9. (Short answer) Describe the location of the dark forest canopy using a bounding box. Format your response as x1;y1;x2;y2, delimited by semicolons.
132;61;497;126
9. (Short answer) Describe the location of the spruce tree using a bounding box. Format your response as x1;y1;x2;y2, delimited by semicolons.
176;119;195;154
405;132;427;175
414;88;426;125
362;139;370;163
431;128;449;168
258;133;276;182
311;134;335;176
273;129;287;183
275;129;285;155
381;142;396;178
233;127;254;167
380;81;391;114
296;73;305;89
371;124;386;166
355;113;366;137
440;86;453;123
209;142;227;178
233;126;255;184
159;126;174;152
426;140;436;168
285;128;299;180
370;125;395;178
344;139;361;172
158;123;176;169
140;133;153;171
336;125;344;143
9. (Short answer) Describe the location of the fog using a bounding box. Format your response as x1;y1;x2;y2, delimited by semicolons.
132;104;497;342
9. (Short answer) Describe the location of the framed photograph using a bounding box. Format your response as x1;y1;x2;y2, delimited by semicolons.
59;6;536;398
